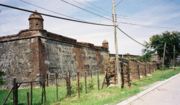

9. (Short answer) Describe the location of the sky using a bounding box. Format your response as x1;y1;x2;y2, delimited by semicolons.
0;0;180;55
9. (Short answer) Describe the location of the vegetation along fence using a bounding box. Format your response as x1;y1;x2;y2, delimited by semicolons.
1;70;103;105
0;61;158;105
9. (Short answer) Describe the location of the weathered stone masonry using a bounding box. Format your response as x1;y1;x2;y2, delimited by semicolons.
0;12;109;87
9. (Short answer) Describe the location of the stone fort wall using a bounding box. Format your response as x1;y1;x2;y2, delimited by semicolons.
0;37;41;87
41;37;109;75
0;30;109;87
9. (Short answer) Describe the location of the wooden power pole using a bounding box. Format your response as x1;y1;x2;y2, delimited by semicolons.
173;45;176;69
162;42;166;69
112;0;121;86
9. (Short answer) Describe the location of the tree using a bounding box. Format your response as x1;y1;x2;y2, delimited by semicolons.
147;31;180;66
138;52;152;62
139;41;154;62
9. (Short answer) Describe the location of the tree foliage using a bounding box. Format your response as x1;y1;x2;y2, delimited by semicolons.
147;31;180;66
138;41;154;62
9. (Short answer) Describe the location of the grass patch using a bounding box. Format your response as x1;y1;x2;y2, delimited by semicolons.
59;67;180;105
0;67;180;105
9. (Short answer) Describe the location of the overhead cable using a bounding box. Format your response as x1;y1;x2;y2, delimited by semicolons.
117;26;146;47
73;0;111;14
0;3;113;27
19;0;80;20
59;0;112;21
115;0;124;7
72;0;111;16
119;21;177;29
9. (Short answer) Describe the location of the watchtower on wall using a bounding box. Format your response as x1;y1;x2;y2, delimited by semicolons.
102;40;109;49
28;11;44;30
0;11;109;87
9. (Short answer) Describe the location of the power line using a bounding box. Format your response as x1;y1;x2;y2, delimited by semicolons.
71;0;111;16
118;21;178;29
117;13;179;29
19;0;79;20
18;1;178;30
115;0;124;7
117;14;148;20
59;0;112;21
117;26;146;47
0;3;113;27
84;1;111;14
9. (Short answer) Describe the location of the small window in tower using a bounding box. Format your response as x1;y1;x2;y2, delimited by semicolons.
36;23;39;26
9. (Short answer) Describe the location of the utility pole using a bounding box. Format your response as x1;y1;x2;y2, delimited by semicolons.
162;42;166;69
112;0;121;86
173;45;176;69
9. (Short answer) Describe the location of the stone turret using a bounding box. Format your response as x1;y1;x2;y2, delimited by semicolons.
102;40;109;49
28;11;44;30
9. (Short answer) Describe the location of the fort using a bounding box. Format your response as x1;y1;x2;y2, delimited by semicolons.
0;11;157;88
0;11;109;87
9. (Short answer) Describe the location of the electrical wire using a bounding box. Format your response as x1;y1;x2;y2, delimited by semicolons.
19;0;80;20
71;0;108;15
1;3;176;46
59;0;112;21
85;1;111;14
72;0;111;16
20;0;176;30
117;26;146;47
118;21;178;29
116;0;124;7
0;3;113;27
59;0;176;29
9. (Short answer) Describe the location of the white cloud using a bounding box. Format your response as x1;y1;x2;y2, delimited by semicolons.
0;0;8;3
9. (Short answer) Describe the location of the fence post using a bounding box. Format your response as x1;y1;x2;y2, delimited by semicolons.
55;73;59;100
127;62;131;88
41;85;43;104
77;71;80;98
84;71;87;93
144;63;147;76
120;62;124;88
13;78;18;105
27;92;30;105
46;74;49;87
30;82;33;105
97;70;100;90
90;70;93;80
66;71;71;96
137;63;140;80
101;71;107;89
44;77;47;103
149;63;151;74
41;76;46;104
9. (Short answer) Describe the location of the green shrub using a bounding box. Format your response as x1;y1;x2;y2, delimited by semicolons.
79;82;83;93
88;80;94;90
71;82;76;95
71;81;84;95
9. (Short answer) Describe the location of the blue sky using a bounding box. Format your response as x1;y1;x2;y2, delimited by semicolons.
0;0;180;55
